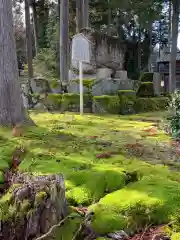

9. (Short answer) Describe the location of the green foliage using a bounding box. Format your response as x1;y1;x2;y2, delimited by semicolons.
169;90;180;139
0;172;4;184
93;95;120;114
93;95;168;114
139;72;154;82
47;93;92;110
118;90;136;97
134;97;169;113
72;79;96;90
171;233;180;240
137;82;155;97
33;48;59;80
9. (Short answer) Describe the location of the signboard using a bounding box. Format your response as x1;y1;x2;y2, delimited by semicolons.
72;34;90;63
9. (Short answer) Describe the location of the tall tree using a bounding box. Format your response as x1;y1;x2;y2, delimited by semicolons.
30;0;39;56
0;0;31;126
169;0;180;92
60;0;69;86
25;0;34;79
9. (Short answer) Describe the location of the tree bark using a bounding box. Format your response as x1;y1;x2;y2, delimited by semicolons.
107;0;111;36
25;0;34;79
147;22;153;72
60;0;69;86
31;0;39;56
169;0;179;93
0;0;32;126
168;0;172;48
76;0;83;32
83;0;89;28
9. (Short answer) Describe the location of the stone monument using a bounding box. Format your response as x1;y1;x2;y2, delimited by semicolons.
69;28;134;96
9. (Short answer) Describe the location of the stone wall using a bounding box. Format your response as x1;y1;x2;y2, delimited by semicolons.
0;172;67;240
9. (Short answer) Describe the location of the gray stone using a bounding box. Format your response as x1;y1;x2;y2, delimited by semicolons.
92;79;134;96
107;230;129;240
68;81;89;94
153;72;161;96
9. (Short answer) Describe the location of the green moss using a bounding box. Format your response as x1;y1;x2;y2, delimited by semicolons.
90;175;180;235
35;191;47;202
171;233;180;240
72;79;95;89
0;171;4;184
21;199;31;213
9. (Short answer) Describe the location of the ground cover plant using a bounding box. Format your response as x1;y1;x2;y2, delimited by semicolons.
0;111;180;239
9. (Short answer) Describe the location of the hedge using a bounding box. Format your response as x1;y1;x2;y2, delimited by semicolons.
47;93;169;114
139;72;154;82
47;93;92;110
93;95;120;114
93;95;169;114
134;97;169;113
137;82;155;97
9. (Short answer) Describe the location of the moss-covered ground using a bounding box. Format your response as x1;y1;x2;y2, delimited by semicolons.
0;111;180;239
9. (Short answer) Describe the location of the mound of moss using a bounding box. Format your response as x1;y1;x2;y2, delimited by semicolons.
90;175;180;235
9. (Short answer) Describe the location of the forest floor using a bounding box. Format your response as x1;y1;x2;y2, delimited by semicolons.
1;111;180;239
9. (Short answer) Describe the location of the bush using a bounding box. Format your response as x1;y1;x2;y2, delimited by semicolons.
134;97;169;113
93;95;120;114
47;93;92;111
137;82;155;97
93;95;168;114
169;90;180;139
139;72;154;82
118;90;136;97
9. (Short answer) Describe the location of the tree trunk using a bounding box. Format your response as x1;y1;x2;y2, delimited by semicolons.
60;0;69;86
83;0;89;28
168;0;172;48
147;22;153;72
31;0;39;56
169;0;179;93
0;0;32;126
25;0;34;80
107;0;111;36
76;0;83;32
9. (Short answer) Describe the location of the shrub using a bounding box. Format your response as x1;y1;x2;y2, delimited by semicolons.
139;72;154;82
169;90;180;139
93;95;168;114
137;82;155;97
134;97;169;113
47;93;92;110
118;90;136;97
93;95;120;114
47;93;62;109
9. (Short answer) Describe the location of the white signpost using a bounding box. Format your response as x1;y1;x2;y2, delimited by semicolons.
72;34;91;115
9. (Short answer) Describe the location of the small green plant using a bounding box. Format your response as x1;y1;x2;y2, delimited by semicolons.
169;90;180;139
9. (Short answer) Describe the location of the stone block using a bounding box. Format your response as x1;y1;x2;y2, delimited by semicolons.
97;68;112;80
68;81;89;94
115;70;127;79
